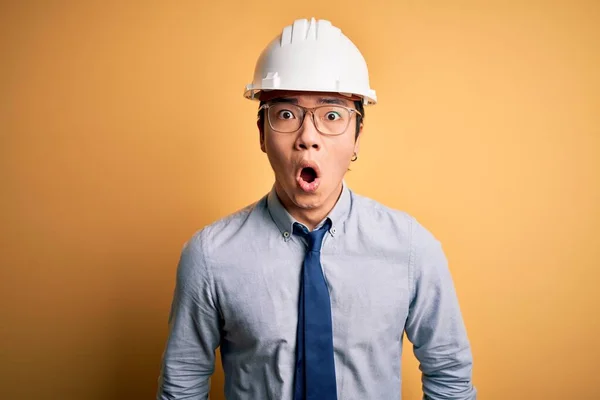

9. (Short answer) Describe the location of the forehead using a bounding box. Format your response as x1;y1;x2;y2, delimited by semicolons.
260;90;357;107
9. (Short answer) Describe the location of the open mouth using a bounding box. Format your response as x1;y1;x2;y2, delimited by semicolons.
296;163;321;192
300;167;317;183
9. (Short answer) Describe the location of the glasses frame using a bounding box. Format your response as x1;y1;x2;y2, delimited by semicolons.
258;103;362;136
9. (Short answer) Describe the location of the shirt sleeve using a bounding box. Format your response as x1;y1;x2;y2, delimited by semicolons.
405;219;477;400
157;233;222;400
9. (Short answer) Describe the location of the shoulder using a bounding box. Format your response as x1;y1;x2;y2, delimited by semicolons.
177;195;268;274
349;191;414;233
349;190;440;247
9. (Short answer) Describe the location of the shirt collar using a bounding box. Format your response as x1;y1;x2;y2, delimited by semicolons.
267;181;352;240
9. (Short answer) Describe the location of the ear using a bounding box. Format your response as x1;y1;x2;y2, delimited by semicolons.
258;120;266;153
354;122;363;153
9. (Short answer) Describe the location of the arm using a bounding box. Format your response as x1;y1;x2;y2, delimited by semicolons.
405;220;476;400
157;234;221;400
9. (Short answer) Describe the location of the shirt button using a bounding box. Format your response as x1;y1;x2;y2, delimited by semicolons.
331;227;337;235
283;231;290;238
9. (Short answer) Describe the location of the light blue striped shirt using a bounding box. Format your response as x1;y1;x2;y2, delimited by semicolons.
157;183;476;399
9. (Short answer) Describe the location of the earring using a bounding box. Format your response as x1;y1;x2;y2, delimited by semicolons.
351;152;358;162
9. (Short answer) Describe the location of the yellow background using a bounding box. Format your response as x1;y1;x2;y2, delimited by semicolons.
1;1;599;399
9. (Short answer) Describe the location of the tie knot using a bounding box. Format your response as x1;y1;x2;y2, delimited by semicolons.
293;219;332;253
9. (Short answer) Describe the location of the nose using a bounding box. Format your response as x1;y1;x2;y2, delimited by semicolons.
294;111;321;151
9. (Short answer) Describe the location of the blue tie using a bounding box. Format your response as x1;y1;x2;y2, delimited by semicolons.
293;219;337;400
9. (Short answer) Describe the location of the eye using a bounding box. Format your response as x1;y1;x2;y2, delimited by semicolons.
325;111;342;121
276;109;296;120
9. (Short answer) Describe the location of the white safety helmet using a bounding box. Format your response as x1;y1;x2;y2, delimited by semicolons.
244;18;377;105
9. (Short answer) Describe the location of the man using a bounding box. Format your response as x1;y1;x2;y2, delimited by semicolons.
157;18;476;400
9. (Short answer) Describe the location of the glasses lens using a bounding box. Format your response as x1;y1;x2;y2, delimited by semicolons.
314;106;352;135
267;103;303;133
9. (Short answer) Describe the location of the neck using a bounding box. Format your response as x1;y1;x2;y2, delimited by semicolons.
275;182;343;231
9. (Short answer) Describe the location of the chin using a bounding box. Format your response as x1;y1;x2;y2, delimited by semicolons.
276;175;338;211
278;182;322;208
289;190;322;210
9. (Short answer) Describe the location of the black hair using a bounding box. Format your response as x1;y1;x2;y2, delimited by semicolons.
257;99;364;140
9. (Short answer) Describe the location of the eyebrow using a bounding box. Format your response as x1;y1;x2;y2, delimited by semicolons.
268;98;299;105
317;97;347;106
